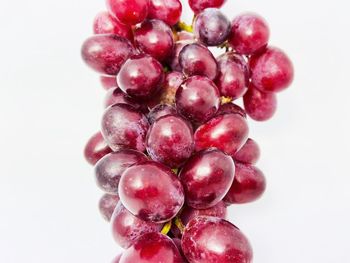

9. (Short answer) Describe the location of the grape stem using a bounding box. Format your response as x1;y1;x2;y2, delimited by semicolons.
161;220;172;235
221;96;233;105
176;21;193;33
174;217;186;234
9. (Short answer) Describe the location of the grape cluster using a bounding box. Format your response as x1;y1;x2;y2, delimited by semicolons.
82;0;294;262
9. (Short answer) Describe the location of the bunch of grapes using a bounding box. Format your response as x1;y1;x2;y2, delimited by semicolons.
82;0;294;262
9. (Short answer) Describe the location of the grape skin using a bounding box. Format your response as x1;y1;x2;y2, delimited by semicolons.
118;161;185;223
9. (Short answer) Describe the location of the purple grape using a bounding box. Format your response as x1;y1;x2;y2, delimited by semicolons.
179;43;218;80
101;103;150;152
119;161;185;223
176;76;220;124
81;34;134;75
117;54;165;100
95;150;148;193
194;8;231;46
146;115;194;168
179;148;235;209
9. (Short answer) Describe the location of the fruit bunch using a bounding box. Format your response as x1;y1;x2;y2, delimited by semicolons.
82;0;294;262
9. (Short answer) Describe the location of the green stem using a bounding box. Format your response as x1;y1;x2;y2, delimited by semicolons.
176;21;193;33
161;220;172;235
174;217;186;234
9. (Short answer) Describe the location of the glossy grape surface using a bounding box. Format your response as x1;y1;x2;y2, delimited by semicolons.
99;194;120;221
243;85;277;121
189;0;226;14
194;8;231;46
93;11;133;41
120;232;182;263
146;115;194;168
179;43;218;80
106;0;149;25
148;0;182;26
81;34;134;75
216;52;249;99
135;19;174;62
225;163;266;204
182;216;253;263
233;138;260;165
117;54;165;99
216;103;247;118
176;76;220;124
95;150;148;193
101;103;150;152
84;132;112;165
194;113;249;156
229;13;270;55
148;104;177;124
179;148;235;209
250;46;294;93
111;202;162;248
119;161;185;223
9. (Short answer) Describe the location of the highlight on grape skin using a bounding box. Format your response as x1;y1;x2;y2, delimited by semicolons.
81;0;294;262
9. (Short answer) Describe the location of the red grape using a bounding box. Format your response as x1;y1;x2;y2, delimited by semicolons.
215;52;249;99
189;0;226;14
182;216;253;263
146;115;194;168
216;103;247;118
148;0;182;26
111;202;162;248
81;34;134;75
99;194;120;221
233;138;260;165
84;132;112;165
225;163;266;204
147;104;177;124
93;11;133;41
194;113;249;156
176;76;220;124
117;54;165;100
243;85;277;121
194;8;231;46
101;103;150;152
179;43;218;80
179;148;235;209
250;46;294;93
106;0;149;25
119;161;185;223
95;150;148;193
135;19;174;62
100;75;118;90
229;13;270;55
119;232;182;263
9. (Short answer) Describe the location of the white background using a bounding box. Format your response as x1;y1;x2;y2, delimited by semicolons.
0;0;350;262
